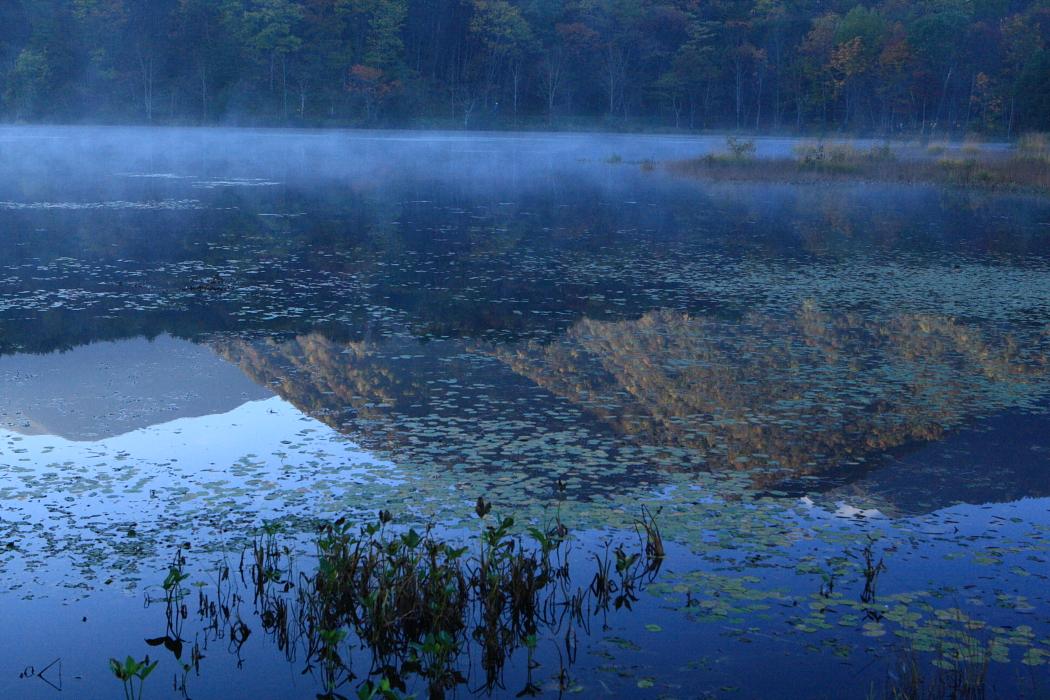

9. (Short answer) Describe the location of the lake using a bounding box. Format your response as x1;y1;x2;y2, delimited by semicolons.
1;126;1049;699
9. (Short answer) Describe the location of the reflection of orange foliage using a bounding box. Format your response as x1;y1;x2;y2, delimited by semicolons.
213;334;420;451
213;306;1049;491
489;305;1049;482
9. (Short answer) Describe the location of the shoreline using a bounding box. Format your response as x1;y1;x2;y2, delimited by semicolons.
666;144;1050;195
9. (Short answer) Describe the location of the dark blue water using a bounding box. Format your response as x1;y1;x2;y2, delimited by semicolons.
1;127;1049;698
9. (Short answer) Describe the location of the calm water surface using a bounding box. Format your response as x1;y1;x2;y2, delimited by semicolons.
1;127;1049;698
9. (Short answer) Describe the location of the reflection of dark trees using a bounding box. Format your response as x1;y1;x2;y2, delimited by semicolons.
813;400;1050;515
4;180;1050;357
5;176;1050;507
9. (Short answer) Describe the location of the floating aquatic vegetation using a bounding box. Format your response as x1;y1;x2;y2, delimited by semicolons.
0;199;203;210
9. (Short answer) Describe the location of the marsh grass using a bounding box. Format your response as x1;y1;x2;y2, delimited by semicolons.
1017;132;1049;162
793;142;896;173
669;140;1050;194
177;502;659;699
695;136;758;166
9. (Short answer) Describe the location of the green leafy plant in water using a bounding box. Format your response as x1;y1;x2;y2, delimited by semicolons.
170;501;658;698
356;677;406;700
251;520;289;599
145;549;191;664
317;627;350;699
108;655;158;700
855;536;888;618
637;505;665;564
162;566;189;602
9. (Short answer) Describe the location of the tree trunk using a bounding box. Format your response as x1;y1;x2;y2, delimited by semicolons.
773;34;783;130
964;72;975;131
934;65;953;130
200;64;208;123
734;59;743;129
755;67;764;130
543;50;561;125
282;54;288;119
140;55;154;123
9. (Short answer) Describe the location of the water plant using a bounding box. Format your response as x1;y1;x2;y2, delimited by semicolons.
178;503;659;698
637;505;665;564
356;677;406;700
856;536;887;609
879;646;990;700
725;136;757;160
108;655;158;700
144;550;191;663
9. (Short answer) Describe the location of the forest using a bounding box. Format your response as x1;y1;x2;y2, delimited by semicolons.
1;0;1049;134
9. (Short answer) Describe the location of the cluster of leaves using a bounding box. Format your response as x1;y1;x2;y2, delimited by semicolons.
107;655;158;700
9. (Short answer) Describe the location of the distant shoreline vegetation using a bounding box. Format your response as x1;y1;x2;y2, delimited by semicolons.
0;119;1045;144
1;1;1049;135
666;134;1050;194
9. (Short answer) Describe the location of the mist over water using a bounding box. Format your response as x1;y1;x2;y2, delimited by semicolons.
1;126;1049;698
1;125;970;195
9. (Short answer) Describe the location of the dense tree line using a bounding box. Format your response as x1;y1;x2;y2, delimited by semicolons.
1;0;1048;134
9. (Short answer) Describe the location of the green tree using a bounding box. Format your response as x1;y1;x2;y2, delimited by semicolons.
240;0;304;117
6;47;51;118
